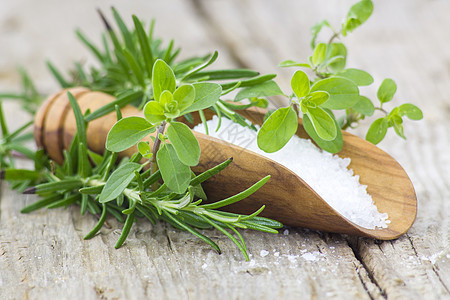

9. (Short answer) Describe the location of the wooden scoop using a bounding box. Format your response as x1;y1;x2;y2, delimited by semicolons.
34;87;417;240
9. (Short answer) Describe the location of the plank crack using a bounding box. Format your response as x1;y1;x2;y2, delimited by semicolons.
354;262;375;300
432;266;450;294
190;0;249;68
347;239;387;299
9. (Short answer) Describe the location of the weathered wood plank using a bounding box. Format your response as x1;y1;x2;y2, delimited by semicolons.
0;0;449;299
196;0;450;298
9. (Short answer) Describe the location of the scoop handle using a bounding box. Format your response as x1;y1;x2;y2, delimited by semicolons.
34;88;143;164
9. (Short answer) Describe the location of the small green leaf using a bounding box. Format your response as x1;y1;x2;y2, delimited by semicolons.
342;0;374;35
182;82;222;113
166;121;200;166
137;141;153;159
366;117;388;144
324;43;347;72
152;59;176;101
306;107;337;141
99;162;142;203
303;114;343;153
337;68;374;86
144;101;166;124
312;43;327;66
173;84;195;112
391;116;406;139
257;106;298;153
291;70;310;99
311;77;359;110
352;96;375;116
278;60;312;68
377;78;397;103
159;90;174;107
308;91;330;106
310;19;331;48
156;144;191;194
106;117;155;152
398;103;423;120
235;80;284;101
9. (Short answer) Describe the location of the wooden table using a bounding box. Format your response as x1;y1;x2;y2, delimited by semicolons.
0;1;448;299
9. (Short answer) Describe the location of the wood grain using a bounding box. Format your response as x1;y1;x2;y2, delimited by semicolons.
0;0;448;299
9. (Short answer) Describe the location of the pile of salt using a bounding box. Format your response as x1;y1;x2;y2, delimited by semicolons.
193;116;390;229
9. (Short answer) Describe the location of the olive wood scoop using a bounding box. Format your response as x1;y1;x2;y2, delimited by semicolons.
34;87;417;240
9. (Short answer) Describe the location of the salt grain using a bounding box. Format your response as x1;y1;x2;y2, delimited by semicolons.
193;116;390;229
260;250;269;257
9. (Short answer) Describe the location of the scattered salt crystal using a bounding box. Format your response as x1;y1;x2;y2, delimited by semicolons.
283;229;290;235
201;263;208;269
286;255;298;262
193;116;390;229
274;252;280;257
260;250;269;257
301;251;321;261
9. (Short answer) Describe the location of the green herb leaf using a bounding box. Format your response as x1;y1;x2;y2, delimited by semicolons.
337;68;374;86
132;15;154;77
366;117;388;144
166;121;200;166
310;77;359;110
173;84;195;112
377;78;397;103
1;169;40;181
352;96;375;116
310;19;331;48
99;162;142;203
201;175;270;210
303;114;343;153
306;107;337;141
137;141;153;159
311;43;327;66
324;43;347;72
182;82;222;113
67;92;87;147
257;106;298;153
156;144;191;193
144;101;166;124
221;74;276;90
398;103;423;120
392;116;406;139
342;0;374;35
84;90;143;122
279;60;312;68
152;59;176;101
308;91;330;106
106;117;155;152
234;80;284;101
291;70;310;99
187;69;259;80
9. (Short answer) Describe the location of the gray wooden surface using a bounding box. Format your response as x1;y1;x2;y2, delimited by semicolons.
1;0;449;299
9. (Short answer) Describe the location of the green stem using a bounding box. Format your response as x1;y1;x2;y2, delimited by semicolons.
150;121;166;176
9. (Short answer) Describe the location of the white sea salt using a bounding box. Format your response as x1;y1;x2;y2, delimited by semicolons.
301;251;321;262
193;116;390;229
260;250;269;257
